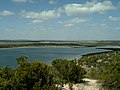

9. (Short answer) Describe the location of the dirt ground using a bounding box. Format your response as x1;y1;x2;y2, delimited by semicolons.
62;78;103;90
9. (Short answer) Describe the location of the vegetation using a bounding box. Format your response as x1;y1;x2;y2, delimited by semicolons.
78;51;120;90
0;43;83;48
99;59;120;90
0;56;86;90
52;59;86;84
1;40;120;48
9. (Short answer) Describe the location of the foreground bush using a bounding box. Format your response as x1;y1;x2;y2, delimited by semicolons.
0;56;86;90
52;59;86;84
0;56;59;90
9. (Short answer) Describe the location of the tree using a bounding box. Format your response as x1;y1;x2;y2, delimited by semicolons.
0;56;60;90
16;56;28;65
0;67;14;89
52;59;86;84
0;56;86;90
12;60;57;90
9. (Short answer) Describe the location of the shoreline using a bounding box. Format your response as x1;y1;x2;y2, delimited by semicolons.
0;46;84;49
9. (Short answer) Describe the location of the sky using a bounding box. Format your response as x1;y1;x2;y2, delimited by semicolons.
0;0;120;40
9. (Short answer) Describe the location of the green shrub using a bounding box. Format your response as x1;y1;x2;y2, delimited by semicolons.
99;60;120;90
52;59;86;84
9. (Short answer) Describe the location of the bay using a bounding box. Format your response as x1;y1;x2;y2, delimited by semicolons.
0;46;116;67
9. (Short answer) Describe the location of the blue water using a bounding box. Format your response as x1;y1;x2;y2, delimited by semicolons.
0;46;113;67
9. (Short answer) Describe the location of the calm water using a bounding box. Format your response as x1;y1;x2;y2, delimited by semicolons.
0;46;117;67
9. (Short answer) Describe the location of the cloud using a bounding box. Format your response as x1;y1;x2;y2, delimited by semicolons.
109;16;120;21
12;0;34;3
49;0;57;4
99;23;107;27
59;18;91;27
115;27;120;30
20;9;61;23
64;1;116;16
12;0;27;3
31;20;43;23
0;10;14;17
12;0;57;4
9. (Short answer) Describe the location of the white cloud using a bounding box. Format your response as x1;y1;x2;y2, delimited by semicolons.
12;0;27;3
20;9;61;23
59;18;91;27
49;0;57;4
12;0;34;3
0;10;14;16
109;16;120;21
115;27;120;30
31;20;43;23
12;0;57;3
64;1;116;16
100;23;107;27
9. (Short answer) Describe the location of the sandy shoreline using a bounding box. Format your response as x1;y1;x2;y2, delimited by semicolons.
62;78;103;90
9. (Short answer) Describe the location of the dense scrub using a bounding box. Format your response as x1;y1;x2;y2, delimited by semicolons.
52;59;86;84
78;51;120;90
0;56;86;90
